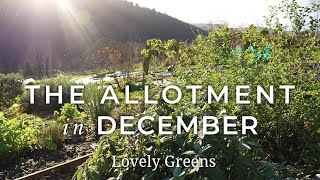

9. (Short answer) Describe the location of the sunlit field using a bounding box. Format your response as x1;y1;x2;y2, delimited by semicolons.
0;0;319;179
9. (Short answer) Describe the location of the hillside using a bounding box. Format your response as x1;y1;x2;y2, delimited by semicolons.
193;23;248;32
193;23;221;31
0;0;207;73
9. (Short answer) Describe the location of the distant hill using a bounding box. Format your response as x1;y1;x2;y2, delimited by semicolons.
193;23;222;31
193;23;250;32
0;0;207;73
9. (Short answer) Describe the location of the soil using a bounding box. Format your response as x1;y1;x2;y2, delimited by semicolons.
0;139;96;180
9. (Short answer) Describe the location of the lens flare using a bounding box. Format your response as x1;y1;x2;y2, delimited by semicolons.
55;0;71;10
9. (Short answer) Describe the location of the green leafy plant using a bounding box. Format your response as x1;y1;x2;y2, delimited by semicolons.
54;103;84;124
0;112;57;164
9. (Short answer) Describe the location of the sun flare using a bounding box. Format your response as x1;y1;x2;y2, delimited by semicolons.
55;0;72;11
33;0;72;10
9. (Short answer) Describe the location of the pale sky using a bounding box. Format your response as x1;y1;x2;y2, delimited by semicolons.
127;0;309;26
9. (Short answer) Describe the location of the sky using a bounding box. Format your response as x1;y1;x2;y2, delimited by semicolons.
127;0;309;26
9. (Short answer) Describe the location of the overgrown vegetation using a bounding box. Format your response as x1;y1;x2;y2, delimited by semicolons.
21;76;74;113
74;0;320;179
0;0;319;179
0;73;23;111
0;112;57;165
80;83;116;138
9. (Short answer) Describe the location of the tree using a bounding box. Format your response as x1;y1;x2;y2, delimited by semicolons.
141;39;165;75
23;61;33;77
265;0;320;34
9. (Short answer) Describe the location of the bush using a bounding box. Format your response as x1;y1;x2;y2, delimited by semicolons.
41;121;64;148
0;73;23;111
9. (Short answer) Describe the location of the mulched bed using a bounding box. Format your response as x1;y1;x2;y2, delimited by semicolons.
0;139;96;179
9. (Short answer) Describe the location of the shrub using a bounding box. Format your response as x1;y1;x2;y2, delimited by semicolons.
41;121;64;148
0;73;23;110
80;82;115;137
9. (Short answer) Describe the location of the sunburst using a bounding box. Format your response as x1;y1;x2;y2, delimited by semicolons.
55;0;72;11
